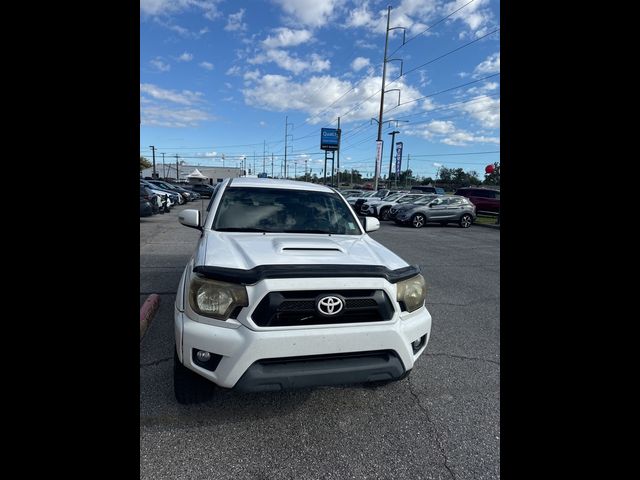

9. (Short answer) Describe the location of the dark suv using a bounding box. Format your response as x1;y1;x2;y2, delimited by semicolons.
183;183;216;198
454;187;500;214
411;186;445;194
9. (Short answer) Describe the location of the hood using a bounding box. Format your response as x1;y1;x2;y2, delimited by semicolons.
195;232;408;271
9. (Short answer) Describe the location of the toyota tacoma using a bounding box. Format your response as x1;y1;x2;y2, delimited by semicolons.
174;178;432;403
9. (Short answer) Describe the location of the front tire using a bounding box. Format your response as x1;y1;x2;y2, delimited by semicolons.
174;349;215;405
379;207;390;221
411;213;426;228
459;214;473;228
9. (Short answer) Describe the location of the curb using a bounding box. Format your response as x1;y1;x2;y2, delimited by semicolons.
140;294;161;341
474;222;500;230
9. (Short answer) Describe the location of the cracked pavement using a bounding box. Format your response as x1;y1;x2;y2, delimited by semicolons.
140;203;500;480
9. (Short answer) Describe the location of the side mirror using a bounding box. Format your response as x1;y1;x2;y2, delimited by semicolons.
363;216;380;232
179;209;202;231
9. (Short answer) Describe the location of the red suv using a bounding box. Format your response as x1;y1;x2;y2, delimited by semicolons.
454;187;500;214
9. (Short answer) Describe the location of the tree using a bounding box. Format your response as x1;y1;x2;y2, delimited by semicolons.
483;162;500;186
140;156;152;171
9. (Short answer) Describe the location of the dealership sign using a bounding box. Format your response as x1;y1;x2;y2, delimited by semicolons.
320;128;341;151
395;142;403;176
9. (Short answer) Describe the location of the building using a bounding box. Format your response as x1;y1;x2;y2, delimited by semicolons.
141;164;244;185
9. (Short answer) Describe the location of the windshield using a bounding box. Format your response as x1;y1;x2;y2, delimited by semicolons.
397;195;423;204
383;193;404;202
213;187;362;235
413;195;439;205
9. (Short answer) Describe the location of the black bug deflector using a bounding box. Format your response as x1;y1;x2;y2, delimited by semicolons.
192;264;421;285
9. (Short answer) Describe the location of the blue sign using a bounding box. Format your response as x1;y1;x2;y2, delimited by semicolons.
321;128;341;151
395;142;403;176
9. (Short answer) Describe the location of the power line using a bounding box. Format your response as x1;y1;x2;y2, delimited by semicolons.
387;0;478;58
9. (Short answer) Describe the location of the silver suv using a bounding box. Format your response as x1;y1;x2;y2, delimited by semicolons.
394;195;476;228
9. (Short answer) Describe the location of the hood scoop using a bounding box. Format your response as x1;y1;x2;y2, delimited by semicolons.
273;238;346;255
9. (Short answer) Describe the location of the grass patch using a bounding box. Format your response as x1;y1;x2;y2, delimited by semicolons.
475;215;500;225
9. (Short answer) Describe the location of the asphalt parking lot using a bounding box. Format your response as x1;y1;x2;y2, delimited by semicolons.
140;201;500;480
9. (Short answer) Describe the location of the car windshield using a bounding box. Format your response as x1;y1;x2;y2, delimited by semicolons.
213;187;362;235
397;195;422;204
383;193;404;202
413;195;439;205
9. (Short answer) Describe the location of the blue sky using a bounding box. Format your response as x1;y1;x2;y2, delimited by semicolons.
140;0;500;180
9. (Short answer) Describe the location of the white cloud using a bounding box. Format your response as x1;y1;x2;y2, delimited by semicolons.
140;0;222;19
140;82;212;127
405;118;499;146
272;0;337;27
226;65;241;76
458;95;500;129
178;52;193;62
153;19;209;39
199;61;214;70
458;71;470;78
259;121;267;127
225;9;247;31
149;57;170;72
466;82;499;95
243;69;261;81
195;151;218;157
262;28;313;48
351;57;371;72
249;49;330;75
447;0;496;39
442;131;499;146
140;83;204;105
355;39;376;50
242;73;423;124
474;52;500;76
141;105;213;128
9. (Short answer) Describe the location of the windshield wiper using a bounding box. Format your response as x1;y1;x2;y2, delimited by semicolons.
281;229;333;234
215;227;272;232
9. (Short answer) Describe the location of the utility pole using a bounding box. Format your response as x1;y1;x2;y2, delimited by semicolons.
175;154;179;181
374;6;391;191
373;6;406;191
284;116;293;179
388;130;399;186
271;154;274;178
161;152;165;179
305;158;308;182
406;153;411;188
336;117;341;186
262;142;266;174
149;145;157;178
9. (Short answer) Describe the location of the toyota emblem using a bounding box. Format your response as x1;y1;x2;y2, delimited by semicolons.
316;295;344;316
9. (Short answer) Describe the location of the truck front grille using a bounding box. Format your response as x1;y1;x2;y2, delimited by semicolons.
251;289;394;327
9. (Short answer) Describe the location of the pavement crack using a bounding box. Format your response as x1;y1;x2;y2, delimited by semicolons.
425;352;500;366
407;376;457;480
140;356;173;368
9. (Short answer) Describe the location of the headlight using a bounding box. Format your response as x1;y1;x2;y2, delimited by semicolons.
397;274;427;313
188;275;249;320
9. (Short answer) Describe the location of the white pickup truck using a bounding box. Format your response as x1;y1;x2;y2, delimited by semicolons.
173;178;432;403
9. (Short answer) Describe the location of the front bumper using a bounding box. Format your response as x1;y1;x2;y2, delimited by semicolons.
175;281;431;389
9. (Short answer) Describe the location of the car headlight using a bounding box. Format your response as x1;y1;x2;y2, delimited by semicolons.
188;275;249;320
397;274;427;312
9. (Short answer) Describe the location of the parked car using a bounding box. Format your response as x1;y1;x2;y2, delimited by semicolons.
454;187;500;214
140;198;153;217
148;180;195;202
140;180;181;208
348;189;395;214
411;186;445;195
173;178;432;403
394;195;476;228
140;181;172;212
182;183;216;198
339;189;366;197
361;193;427;220
388;194;441;220
140;185;160;214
